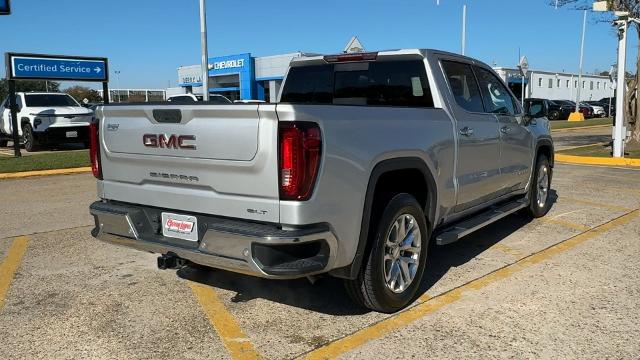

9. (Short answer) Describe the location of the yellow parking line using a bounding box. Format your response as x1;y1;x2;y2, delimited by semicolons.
189;282;261;360
0;236;30;312
538;217;591;232
300;209;639;360
561;196;632;212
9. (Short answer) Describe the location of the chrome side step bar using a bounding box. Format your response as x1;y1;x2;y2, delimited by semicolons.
435;198;528;245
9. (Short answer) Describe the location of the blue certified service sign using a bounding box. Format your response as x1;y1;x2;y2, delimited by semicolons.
9;55;108;81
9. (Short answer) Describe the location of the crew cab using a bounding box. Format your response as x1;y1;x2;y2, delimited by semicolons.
0;92;93;151
89;49;554;312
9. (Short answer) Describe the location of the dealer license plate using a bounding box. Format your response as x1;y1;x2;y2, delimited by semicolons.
161;212;198;242
66;131;78;138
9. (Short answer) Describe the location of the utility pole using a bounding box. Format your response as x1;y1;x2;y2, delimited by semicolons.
199;0;210;101
575;10;587;115
461;4;467;55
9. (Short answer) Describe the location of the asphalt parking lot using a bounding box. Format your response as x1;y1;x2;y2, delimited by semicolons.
552;126;611;151
1;161;639;359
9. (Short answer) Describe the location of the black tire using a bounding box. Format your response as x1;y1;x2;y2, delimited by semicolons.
22;123;39;152
0;139;7;147
526;155;552;218
548;110;560;121
345;193;429;313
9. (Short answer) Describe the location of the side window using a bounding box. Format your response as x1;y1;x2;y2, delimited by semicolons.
528;100;544;117
441;61;484;113
474;67;517;115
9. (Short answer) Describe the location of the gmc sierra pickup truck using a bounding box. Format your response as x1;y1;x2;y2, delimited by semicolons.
89;49;554;313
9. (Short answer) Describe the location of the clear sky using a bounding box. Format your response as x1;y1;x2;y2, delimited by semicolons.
0;0;635;89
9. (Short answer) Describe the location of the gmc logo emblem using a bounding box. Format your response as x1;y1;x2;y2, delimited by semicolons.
143;134;196;150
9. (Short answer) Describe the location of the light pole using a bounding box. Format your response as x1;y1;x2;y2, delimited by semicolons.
114;70;121;102
574;10;587;116
461;4;467;55
199;0;210;101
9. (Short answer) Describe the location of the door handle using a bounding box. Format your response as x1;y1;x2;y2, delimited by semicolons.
459;126;474;137
500;126;511;134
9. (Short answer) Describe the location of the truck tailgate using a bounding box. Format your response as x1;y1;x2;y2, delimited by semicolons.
97;104;280;223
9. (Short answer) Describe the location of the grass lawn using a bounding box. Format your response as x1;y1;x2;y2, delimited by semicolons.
558;142;640;158
0;150;90;173
550;117;612;130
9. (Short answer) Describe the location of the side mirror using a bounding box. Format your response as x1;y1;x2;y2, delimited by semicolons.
523;114;535;126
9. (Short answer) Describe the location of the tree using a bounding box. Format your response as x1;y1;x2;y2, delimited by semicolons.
0;79;61;102
64;86;103;104
552;0;640;144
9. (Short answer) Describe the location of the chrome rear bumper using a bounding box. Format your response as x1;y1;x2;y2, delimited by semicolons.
90;201;337;279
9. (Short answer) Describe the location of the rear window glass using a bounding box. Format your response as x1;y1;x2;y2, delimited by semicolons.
25;94;79;107
168;95;196;103
280;60;434;108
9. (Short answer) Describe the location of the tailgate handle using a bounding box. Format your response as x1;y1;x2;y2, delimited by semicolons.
153;109;182;124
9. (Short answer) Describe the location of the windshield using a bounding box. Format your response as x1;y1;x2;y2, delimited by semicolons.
25;94;80;107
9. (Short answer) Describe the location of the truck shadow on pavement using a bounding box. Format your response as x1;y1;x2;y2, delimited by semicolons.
178;191;558;316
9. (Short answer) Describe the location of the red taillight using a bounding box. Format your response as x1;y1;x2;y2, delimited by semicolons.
89;121;102;179
323;52;378;63
279;122;322;201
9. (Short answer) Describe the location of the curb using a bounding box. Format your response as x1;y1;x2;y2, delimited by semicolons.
555;154;640;167
551;124;611;133
0;167;92;180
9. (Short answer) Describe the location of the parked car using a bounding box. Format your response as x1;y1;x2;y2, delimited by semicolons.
167;93;232;104
523;98;571;120
557;100;593;118
0;92;94;151
89;49;554;313
582;102;605;117
586;100;614;117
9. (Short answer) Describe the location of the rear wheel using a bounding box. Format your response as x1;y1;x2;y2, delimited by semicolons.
526;155;552;218
22;123;39;152
0;138;7;147
548;110;560;121
345;193;429;313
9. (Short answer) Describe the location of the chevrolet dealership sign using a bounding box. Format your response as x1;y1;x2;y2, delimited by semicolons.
209;58;245;70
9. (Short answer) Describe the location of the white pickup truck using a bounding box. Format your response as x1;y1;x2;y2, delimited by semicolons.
0;92;94;151
90;49;553;312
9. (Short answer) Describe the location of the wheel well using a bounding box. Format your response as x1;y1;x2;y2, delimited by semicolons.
329;159;437;280
373;169;428;212
537;144;553;167
20;117;30;126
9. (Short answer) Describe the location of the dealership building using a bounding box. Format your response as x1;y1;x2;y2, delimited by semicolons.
172;51;615;104
172;52;316;102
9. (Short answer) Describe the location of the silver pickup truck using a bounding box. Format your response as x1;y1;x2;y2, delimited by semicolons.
90;49;553;312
